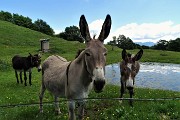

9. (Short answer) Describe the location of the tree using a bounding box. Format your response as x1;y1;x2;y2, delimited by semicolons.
12;14;23;26
152;40;168;50
12;13;33;29
57;25;84;43
0;11;55;36
110;36;117;51
141;45;149;49
116;35;135;49
107;36;117;50
34;19;54;36
0;11;12;22
167;38;180;51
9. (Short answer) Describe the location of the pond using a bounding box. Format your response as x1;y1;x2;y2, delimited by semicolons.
105;62;180;91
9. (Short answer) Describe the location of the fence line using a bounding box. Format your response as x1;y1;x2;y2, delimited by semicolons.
0;97;180;108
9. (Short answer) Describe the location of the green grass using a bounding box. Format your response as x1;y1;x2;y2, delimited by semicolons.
0;76;179;120
106;46;180;64
0;20;180;120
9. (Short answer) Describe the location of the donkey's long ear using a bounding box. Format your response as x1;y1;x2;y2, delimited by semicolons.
98;14;111;42
133;49;143;61
122;49;127;60
29;53;32;56
79;15;91;43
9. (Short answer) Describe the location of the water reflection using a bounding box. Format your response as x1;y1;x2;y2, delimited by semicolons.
105;62;180;91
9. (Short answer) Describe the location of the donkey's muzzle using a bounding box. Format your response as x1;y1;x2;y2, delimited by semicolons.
93;79;105;93
37;65;42;72
127;86;133;91
127;87;134;95
38;69;41;72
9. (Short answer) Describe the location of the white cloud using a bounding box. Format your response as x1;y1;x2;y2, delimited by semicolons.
88;19;104;38
54;29;63;34
89;19;180;43
77;19;180;44
54;19;104;36
107;21;180;43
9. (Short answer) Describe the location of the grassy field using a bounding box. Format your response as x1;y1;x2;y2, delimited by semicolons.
0;20;180;120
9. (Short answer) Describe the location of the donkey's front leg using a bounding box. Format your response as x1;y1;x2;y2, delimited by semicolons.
68;100;76;120
77;100;85;120
24;71;27;86
29;71;32;85
39;84;46;113
129;89;134;107
54;96;61;115
119;80;125;103
20;72;23;84
15;70;19;84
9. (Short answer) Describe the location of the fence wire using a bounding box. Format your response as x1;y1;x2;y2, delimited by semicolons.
0;97;180;108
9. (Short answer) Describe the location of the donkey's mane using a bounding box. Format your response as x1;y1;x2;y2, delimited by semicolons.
75;49;85;58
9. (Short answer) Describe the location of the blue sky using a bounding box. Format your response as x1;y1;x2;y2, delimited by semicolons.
1;0;180;43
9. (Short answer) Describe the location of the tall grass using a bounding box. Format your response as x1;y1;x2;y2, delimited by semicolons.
0;20;180;119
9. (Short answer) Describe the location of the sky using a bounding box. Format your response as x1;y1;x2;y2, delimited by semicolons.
1;0;180;43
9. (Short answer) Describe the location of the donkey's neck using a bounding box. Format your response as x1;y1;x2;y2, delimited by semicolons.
72;51;92;86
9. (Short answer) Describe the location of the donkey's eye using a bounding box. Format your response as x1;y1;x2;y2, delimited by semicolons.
104;53;107;56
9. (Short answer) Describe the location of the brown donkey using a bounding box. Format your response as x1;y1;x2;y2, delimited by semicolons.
12;53;41;86
39;15;111;120
120;49;143;106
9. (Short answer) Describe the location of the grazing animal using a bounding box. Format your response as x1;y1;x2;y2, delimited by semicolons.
39;14;111;120
12;53;41;86
120;49;143;106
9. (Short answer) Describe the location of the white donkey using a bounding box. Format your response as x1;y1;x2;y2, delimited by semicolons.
39;14;111;120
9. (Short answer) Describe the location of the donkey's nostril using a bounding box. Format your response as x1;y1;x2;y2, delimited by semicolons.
94;79;105;93
96;67;103;70
38;69;41;72
127;86;133;90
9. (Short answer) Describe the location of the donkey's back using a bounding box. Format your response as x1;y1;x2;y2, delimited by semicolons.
12;55;29;70
41;55;70;97
42;55;68;71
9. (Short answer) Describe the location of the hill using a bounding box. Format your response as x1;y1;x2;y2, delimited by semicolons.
1;20;180;72
0;20;180;120
0;20;86;72
135;42;155;47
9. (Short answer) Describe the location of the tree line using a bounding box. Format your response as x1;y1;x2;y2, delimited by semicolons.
107;35;149;50
107;35;180;52
0;10;84;42
0;10;54;36
1;10;179;50
55;25;84;43
152;39;180;52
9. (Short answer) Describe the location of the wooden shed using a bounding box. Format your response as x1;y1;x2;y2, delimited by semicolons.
40;38;49;52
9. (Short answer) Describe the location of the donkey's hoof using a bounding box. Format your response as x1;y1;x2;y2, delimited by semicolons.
39;109;43;113
130;104;133;107
129;102;133;107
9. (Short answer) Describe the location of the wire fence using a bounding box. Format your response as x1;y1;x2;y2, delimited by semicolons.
0;97;180;108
